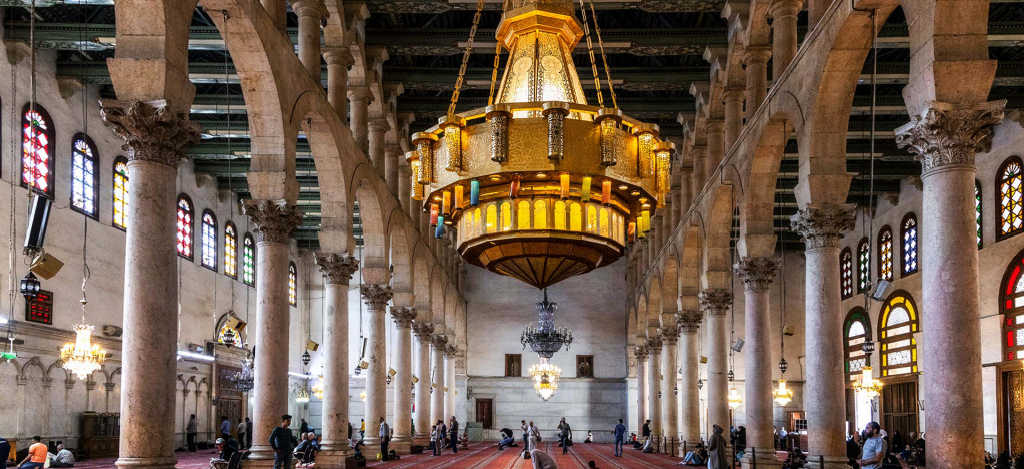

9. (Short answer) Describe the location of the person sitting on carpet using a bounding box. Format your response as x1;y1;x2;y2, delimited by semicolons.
530;449;559;469
584;432;593;444
641;437;654;453
49;443;74;468
682;441;706;465
293;433;318;465
498;428;517;450
460;431;469;449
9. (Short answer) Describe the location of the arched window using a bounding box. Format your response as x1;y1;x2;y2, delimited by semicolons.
586;205;597;233
534;200;548;229
901;213;918;276
70;134;98;218
176;195;194;260
599;207;610;237
112;157;129;230
288;262;297;307
976;180;983;248
485;204;497;233
878;226;893;282
878;291;920;377
201;210;217;270
999;249;1024;360
857;238;870;293
500;201;512;231
517;200;530;229
570;202;582;231
840;248;853;299
242;233;256;286
844;308;871;381
999;156;1024;239
554;200;566;229
21;103;54;197
224;222;238;279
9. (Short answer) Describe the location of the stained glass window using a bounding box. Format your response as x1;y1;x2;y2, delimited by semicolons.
1000;249;1024;360
201;210;217;270
901;214;918;276
242;233;255;286
840;248;853;299
999;157;1024;239
858;238;870;293
288;262;297;307
878;226;893;281
112;157;129;229
224;222;238;278
879;291;919;377
21;104;54;196
844;308;871;381
70;135;98;217
176;195;194;260
976;180;983;248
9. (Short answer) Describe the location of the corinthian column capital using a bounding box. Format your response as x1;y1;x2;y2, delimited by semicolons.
633;344;649;361
314;253;359;285
734;256;778;292
431;333;448;349
646;335;663;354
676;310;702;333
699;288;731;317
99;99;200;166
660;324;682;345
412;321;435;340
360;284;393;309
895;100;1006;176
390;306;417;328
789;203;856;250
242;199;304;244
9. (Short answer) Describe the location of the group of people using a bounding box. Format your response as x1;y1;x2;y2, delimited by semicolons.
844;423;927;469
1;436;75;469
429;416;461;456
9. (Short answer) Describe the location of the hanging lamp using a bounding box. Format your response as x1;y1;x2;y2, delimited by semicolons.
61;211;106;380
772;226;794;406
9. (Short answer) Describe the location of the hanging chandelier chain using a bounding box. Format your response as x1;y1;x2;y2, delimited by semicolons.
487;40;503;106
587;1;616;109
448;0;486;118
576;0;604;108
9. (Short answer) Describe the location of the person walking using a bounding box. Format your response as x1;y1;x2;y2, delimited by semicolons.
521;420;529;449
237;418;248;449
186;414;198;452
220;416;232;440
437;419;448;455
557;418;572;455
527;421;540;454
430;424;440;456
448;416;459;454
359;418;365;440
269;414;297;469
613;419;626;457
857;422;885;469
378;417;391;461
707;424;728;469
245;417;253;449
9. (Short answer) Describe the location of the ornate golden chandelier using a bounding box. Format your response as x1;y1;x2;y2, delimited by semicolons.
529;358;562;400
62;208;105;381
407;0;671;289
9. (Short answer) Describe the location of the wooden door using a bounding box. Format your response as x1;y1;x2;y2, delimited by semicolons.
476;398;493;429
219;398;243;436
880;378;918;437
1004;369;1024;454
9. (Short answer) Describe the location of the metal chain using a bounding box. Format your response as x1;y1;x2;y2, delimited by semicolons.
588;1;617;109
448;0;487;118
577;0;604;108
487;39;503;106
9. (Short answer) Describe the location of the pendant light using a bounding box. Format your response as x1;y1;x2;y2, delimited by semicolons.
60;206;106;380
772;228;793;406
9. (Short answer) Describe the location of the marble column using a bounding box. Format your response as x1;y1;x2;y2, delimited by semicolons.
292;0;325;81
661;325;681;451
790;205;856;469
724;88;744;150
323;47;354;119
707;119;725;173
242;200;304;466
261;0;286;32
634;344;649;433
646;335;663;448
699;289;731;439
744;47;771;119
677;311;703;448
100;99;200;469
348;87;372;154
444;345;457;420
736;257;781;468
412;321;435;447
895;101;1005;469
315;253;360;465
430;334;447;425
385;143;402;196
368;118;389;178
360;284;394;456
390;307;418;453
769;0;802;80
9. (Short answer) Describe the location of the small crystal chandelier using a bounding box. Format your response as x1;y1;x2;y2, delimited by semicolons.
727;384;743;410
521;290;573;359
61;217;105;381
295;386;310;404
852;340;883;397
529;358;562;401
771;243;793;407
229;350;255;393
2;334;15;361
772;359;793;406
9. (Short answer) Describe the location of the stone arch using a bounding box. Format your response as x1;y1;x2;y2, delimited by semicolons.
19;356;46;380
661;246;680;314
703;184;736;290
444;281;458;337
430;265;445;325
388;214;415;295
412;244;433;317
680;223;703;305
646;275;663;328
737;115;794;258
351;168;390;278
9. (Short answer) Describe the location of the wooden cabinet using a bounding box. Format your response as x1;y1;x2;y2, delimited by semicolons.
80;412;119;459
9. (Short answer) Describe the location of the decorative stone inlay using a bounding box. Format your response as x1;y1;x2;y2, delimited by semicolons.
677;310;702;333
99;99;200;167
412;321;435;340
734;256;778;292
789;203;856;249
243;199;303;244
895;100;1006;176
360;284;393;309
660;324;682;345
390;306;417;328
633;344;649;361
699;288;731;316
315;253;359;285
646;335;663;354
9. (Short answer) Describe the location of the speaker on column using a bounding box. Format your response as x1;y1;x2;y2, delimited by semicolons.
23;194;51;256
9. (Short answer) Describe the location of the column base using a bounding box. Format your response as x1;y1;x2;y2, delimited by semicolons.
363;437;382;461
244;445;277;462
741;449;782;469
316;448;352;469
114;456;177;469
391;436;413;454
805;455;851;469
413;432;430;448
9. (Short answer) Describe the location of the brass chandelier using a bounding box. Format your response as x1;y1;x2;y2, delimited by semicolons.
408;0;671;289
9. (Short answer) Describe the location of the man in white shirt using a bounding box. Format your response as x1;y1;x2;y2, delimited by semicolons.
50;443;74;468
857;421;885;469
378;417;391;461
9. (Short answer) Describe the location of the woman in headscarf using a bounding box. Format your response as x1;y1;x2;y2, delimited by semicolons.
707;424;728;469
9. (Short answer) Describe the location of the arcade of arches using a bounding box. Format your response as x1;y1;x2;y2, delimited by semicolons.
0;1;1022;469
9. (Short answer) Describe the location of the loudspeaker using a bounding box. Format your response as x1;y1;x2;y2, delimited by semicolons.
871;280;891;301
29;252;63;279
731;338;745;352
306;340;319;352
23;194;51;255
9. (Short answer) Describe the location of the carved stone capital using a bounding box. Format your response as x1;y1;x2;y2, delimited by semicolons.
360;284;393;309
444;344;458;357
315;253;359;285
895;100;1006;176
64;379;75;390
699;288;731;316
633;344;649;361
743;46;772;65
768;0;803;18
646;336;663;354
99;99;200;166
412;320;435;340
41;377;54;389
290;0;326;18
103;382;115;392
789;203;856;250
734;256;778;292
390;306;417;328
243;199;303;244
660;324;681;345
323;47;355;68
676;310;703;333
431;333;448;348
